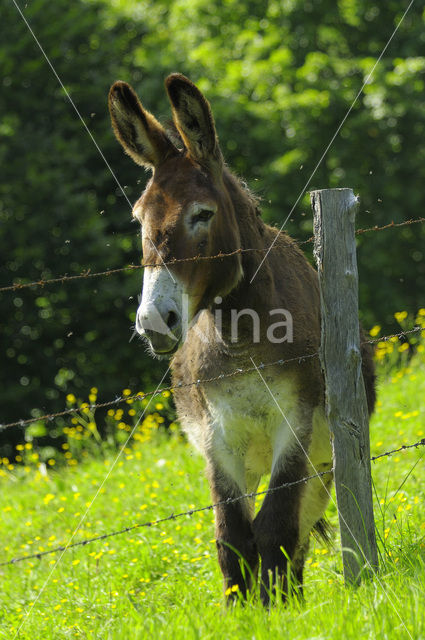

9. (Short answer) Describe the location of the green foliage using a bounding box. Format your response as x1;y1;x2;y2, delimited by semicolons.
1;0;425;442
0;0;165;437
4;387;176;470
143;0;425;328
2;310;422;467
1;351;424;638
374;308;425;373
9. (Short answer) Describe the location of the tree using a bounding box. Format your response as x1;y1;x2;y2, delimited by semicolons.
0;0;164;447
1;0;424;451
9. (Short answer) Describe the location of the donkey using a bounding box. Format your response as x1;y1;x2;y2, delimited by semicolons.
108;74;375;604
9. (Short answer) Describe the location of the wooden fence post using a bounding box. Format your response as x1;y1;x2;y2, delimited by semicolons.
311;187;378;584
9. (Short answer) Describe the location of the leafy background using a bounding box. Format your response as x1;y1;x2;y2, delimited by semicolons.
1;0;424;446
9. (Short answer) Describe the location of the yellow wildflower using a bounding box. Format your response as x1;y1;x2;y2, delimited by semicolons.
225;584;239;596
394;311;408;323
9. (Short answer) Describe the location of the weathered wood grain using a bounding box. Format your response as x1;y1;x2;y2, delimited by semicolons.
311;187;378;584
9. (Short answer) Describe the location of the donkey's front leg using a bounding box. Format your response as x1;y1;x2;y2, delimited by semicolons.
252;449;306;605
208;460;258;601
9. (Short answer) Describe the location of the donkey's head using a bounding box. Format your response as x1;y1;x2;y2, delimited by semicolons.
109;74;244;356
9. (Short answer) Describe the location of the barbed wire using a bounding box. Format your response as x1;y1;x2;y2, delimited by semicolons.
370;437;425;462
0;469;331;568
0;326;422;433
0;352;319;431
366;326;423;345
354;216;425;237
0;265;143;293
1;217;424;294
300;215;425;246
1;436;424;568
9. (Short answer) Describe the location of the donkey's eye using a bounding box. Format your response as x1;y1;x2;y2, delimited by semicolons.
192;209;214;225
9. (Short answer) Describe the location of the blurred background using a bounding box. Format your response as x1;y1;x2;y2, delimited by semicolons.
1;0;424;451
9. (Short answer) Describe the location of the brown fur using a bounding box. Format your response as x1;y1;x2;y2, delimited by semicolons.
109;74;376;605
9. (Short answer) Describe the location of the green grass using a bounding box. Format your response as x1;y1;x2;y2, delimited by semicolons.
1;351;424;639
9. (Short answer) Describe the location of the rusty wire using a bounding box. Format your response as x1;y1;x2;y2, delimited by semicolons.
370;438;425;462
1;436;424;568
300;215;425;246
0;326;422;433
1;216;424;294
0;352;318;431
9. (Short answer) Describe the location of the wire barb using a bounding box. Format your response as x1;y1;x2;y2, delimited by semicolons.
370;437;425;462
1;326;423;432
1;438;424;568
1;217;424;294
0;352;318;431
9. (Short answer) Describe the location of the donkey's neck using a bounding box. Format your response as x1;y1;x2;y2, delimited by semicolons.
222;170;275;302
213;171;277;349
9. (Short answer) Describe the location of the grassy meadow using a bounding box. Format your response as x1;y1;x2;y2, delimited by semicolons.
1;316;425;639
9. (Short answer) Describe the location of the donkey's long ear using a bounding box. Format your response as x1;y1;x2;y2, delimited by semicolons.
108;81;175;169
165;74;222;170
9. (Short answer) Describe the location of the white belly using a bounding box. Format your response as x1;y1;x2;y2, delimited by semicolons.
203;372;302;487
178;367;332;533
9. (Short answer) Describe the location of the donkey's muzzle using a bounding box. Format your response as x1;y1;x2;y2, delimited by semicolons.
136;302;181;355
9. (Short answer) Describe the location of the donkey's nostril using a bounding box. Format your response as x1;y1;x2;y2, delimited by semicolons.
166;310;179;331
